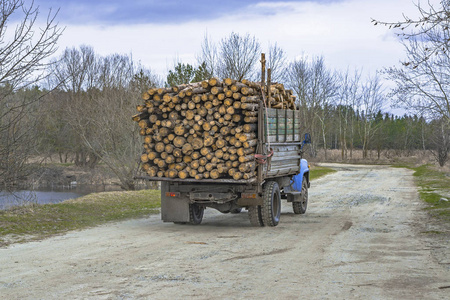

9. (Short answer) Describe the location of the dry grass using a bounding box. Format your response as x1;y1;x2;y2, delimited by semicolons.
309;149;448;170
408;165;450;222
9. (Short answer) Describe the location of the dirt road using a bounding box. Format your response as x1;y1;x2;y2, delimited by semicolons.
1;164;449;299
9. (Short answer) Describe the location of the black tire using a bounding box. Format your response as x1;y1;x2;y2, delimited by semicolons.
293;177;308;214
248;205;264;227
189;204;204;225
261;181;281;227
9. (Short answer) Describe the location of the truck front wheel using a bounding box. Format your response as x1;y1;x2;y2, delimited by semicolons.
261;181;281;227
189;204;204;225
293;177;308;214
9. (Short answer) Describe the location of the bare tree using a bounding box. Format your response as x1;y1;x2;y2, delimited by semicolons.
198;32;266;81
50;45;97;93
429;118;450;167
374;0;450;165
34;88;75;163
284;56;313;144
78;54;155;190
356;75;385;159
253;42;288;83
385;34;450;122
47;46;160;189
197;33;218;77
284;56;338;158
375;1;450;122
0;0;62;189
217;32;261;81
336;69;362;160
284;56;309;104
372;1;450;67
309;57;338;159
266;42;288;83
48;45;99;168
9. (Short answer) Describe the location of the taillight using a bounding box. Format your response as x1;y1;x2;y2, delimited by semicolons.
241;193;257;199
165;192;180;197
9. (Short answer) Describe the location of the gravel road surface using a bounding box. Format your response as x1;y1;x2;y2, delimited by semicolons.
1;164;449;299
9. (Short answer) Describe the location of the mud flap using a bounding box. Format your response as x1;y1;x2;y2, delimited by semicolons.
160;182;190;222
287;194;302;202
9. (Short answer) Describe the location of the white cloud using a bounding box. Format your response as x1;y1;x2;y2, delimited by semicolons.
56;0;437;80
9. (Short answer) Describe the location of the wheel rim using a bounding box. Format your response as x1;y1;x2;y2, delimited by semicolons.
273;189;281;222
193;205;203;219
261;181;281;226
190;204;204;224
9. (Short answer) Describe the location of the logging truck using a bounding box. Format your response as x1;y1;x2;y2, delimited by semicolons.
138;104;311;227
134;54;311;226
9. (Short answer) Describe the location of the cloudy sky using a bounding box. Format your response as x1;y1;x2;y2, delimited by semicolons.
35;0;436;81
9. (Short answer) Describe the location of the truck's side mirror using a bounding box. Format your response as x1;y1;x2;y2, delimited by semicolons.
303;133;311;144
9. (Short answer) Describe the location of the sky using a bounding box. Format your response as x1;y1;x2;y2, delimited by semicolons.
32;0;438;85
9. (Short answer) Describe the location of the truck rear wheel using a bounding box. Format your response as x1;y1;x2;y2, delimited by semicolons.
261;181;281;227
248;206;264;227
189;204;204;225
293;177;308;214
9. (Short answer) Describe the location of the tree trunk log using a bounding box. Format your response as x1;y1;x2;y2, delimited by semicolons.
135;77;299;180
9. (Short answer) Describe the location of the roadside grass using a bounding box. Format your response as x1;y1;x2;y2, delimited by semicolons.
0;189;160;247
393;164;450;222
309;165;337;180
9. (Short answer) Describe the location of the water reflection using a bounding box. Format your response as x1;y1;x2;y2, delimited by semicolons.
0;185;123;210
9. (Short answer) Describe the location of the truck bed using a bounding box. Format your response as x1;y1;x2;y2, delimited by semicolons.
137;105;303;185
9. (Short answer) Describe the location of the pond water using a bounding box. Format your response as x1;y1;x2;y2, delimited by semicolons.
0;185;122;210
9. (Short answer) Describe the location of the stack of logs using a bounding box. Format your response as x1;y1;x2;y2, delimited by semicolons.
133;78;296;180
